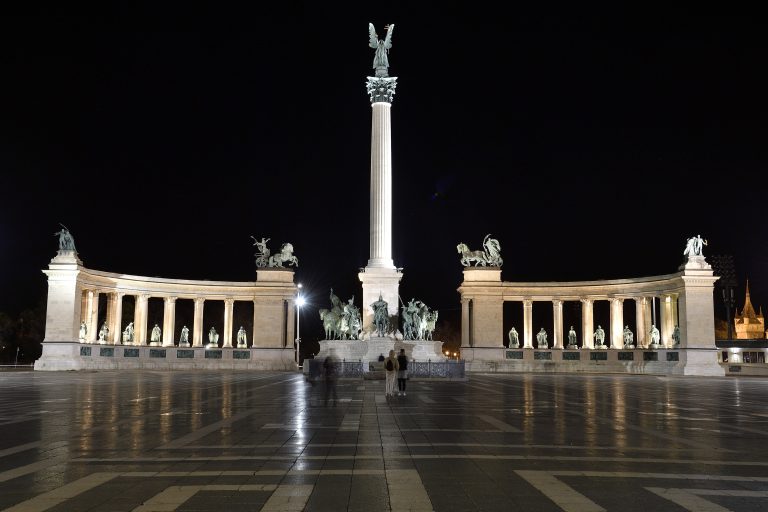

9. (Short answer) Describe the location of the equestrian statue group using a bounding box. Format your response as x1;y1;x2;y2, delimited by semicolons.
457;234;503;267
319;290;438;342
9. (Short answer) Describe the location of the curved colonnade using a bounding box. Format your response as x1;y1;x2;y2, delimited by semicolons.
35;250;297;370
458;260;723;376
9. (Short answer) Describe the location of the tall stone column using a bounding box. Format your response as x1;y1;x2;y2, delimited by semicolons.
359;76;402;334
223;298;234;348
193;298;205;347
643;296;653;344
111;292;123;344
609;298;623;349
635;297;647;348
80;291;88;331
163;297;177;347
85;290;98;342
105;293;115;345
523;300;533;349
552;300;564;349
460;298;471;348
581;298;594;349
134;294;149;345
660;294;675;348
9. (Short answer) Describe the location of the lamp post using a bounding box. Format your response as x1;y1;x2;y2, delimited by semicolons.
296;284;305;367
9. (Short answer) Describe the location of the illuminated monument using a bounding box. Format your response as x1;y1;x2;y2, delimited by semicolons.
358;22;403;332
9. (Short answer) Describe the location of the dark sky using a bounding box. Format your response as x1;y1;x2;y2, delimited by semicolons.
1;11;766;342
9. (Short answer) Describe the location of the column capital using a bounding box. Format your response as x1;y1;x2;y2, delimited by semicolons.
523;299;533;307
224;298;235;306
137;293;150;302
552;299;563;307
580;297;594;305
366;76;397;103
194;297;205;306
164;296;178;304
115;291;126;298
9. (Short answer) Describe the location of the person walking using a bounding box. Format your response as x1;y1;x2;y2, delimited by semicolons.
396;348;408;396
324;350;339;407
384;349;399;398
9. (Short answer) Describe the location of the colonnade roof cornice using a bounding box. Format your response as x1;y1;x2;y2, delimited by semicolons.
459;271;687;300
74;266;296;298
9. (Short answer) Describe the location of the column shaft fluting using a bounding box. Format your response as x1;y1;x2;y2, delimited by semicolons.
610;298;623;349
552;300;564;349
223;299;234;348
112;293;123;344
134;295;148;345
523;300;533;349
163;297;177;347
581;299;594;349
368;102;394;269
193;298;204;347
635;298;647;347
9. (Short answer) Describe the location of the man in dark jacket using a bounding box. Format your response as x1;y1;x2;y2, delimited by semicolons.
396;348;408;396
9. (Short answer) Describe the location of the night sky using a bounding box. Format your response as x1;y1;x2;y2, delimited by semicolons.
2;12;766;345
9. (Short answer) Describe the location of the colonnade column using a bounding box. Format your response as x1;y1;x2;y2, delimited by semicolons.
610;298;623;349
89;291;100;342
660;295;675;347
581;298;594;349
163;297;177;347
223;298;234;348
80;291;88;337
635;297;647;348
460;298;470;348
105;293;116;345
111;292;123;344
523;300;533;349
643;296;653;344
552;300;563;349
134;294;149;345
193;298;205;347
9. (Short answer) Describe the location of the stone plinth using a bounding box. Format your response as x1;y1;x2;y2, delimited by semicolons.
316;337;445;368
34;342;296;371
359;267;403;332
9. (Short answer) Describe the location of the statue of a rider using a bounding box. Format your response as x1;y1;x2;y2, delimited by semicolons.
371;294;390;337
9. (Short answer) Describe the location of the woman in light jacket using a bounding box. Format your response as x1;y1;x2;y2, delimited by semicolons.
384;349;399;398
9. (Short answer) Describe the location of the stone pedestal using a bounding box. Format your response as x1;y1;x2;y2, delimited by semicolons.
359;267;403;333
42;251;82;343
317;337;445;367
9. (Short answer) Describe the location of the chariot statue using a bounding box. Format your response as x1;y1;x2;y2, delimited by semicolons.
457;234;503;267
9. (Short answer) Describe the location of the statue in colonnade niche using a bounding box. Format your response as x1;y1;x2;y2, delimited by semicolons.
237;326;247;347
508;326;520;348
122;322;134;344
208;327;219;346
150;324;162;344
536;328;548;348
567;326;578;348
649;325;661;348
457;234;503;267
98;323;109;342
623;325;634;348
79;322;87;341
594;325;606;348
180;325;190;347
672;325;681;347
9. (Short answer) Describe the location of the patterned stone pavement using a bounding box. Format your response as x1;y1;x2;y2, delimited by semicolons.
0;370;767;511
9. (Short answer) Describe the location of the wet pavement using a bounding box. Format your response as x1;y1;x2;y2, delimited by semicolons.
0;370;767;511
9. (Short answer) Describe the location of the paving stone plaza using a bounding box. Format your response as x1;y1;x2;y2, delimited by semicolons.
1;370;767;511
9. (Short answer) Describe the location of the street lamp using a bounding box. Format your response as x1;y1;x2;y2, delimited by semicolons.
296;284;305;367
